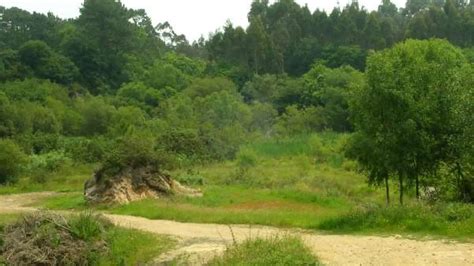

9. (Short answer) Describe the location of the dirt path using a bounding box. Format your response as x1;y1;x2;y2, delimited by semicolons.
1;192;473;265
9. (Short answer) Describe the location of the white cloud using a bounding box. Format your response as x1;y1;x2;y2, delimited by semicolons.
2;0;407;41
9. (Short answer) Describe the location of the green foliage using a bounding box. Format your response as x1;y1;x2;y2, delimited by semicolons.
117;82;161;111
176;171;206;186
99;131;174;178
0;139;27;184
19;40;79;84
319;203;474;239
207;236;320;266
76;97;115;136
0;79;68;103
302;63;364;131
348;39;469;204
103;227;175;266
144;61;188;92
184;77;239;99
242;74;281;103
249;102;278;134
69;212;109;241
236;148;258;169
62;137;111;164
275;105;326;136
162;52;206;77
27;151;72;183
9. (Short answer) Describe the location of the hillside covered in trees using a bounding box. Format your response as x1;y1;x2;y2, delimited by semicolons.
0;0;473;204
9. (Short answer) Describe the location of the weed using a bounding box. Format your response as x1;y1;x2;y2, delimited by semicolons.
69;212;109;241
207;235;320;265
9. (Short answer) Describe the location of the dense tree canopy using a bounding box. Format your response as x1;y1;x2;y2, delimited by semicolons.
0;0;472;202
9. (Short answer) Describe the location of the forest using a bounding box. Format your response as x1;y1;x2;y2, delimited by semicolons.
0;0;473;265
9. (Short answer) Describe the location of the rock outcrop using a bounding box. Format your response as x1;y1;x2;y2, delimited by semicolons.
84;167;202;204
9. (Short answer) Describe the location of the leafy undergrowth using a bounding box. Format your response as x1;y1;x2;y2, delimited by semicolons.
207;236;320;266
0;164;93;195
318;203;474;240
0;212;174;265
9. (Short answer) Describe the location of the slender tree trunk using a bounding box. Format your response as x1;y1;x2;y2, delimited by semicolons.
399;173;404;206
416;175;420;200
385;175;390;206
254;50;259;75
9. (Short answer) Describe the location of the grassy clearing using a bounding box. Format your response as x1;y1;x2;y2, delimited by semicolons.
15;133;474;240
37;186;349;229
207;235;320;266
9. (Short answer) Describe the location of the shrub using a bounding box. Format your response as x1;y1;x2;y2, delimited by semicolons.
275;105;326;136
308;135;329;163
230;148;258;184
69;212;110;241
207;236;319;266
62;137;111;163
27;151;72;183
0;139;27;184
176;171;206;186
236;148;258;169
98;132;175;180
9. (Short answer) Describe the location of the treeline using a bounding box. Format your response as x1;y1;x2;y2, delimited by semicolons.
2;1;474;91
208;0;474;81
0;1;472;202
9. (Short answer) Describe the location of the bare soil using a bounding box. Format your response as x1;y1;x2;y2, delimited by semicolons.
1;192;473;265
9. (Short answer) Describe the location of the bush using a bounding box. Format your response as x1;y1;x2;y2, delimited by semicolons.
207;236;319;266
308;135;329;163
69;212;110;241
275;105;326;136
27;151;72;183
62;137;111;163
14;133;61;154
236;148;258;169
176;171;206;186
98;132;175;179
0;139;27;184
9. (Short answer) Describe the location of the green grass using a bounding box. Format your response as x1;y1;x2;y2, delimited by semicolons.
0;164;94;195
318;203;474;240
101;227;175;265
247;132;346;156
0;213;22;226
207;236;320;266
10;133;474;240
37;186;351;229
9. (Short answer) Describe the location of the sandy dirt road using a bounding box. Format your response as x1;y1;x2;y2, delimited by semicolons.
1;192;473;265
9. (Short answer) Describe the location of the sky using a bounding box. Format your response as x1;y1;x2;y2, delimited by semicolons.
2;0;407;41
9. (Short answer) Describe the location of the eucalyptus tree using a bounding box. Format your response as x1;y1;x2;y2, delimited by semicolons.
349;39;467;204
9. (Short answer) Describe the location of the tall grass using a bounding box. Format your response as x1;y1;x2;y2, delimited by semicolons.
207;235;320;266
0;163;94;195
69;212;109;241
318;203;474;239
